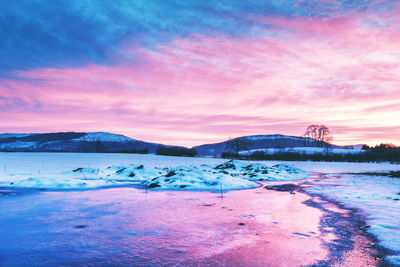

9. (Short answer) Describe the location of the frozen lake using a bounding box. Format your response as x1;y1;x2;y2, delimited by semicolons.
0;153;399;266
0;181;378;266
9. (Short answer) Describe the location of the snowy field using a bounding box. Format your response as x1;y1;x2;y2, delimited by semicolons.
1;153;399;188
1;152;400;265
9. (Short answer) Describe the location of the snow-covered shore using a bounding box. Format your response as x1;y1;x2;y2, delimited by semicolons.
308;174;400;265
0;158;308;191
2;152;400;190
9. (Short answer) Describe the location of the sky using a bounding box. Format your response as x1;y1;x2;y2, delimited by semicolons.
0;0;399;147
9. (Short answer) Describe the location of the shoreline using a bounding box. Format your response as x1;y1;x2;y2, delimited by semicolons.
303;191;386;266
263;177;386;266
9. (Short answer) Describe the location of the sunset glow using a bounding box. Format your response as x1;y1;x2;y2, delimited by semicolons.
1;1;399;146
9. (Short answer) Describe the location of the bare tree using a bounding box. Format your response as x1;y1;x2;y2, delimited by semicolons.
303;125;333;147
225;137;249;158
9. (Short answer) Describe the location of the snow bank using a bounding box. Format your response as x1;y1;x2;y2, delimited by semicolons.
107;160;308;190
0;159;309;191
7;176;118;189
308;174;400;264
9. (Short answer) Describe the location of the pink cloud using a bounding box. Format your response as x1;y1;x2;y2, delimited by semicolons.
1;8;400;147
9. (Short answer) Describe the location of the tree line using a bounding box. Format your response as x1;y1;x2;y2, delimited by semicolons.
155;146;197;157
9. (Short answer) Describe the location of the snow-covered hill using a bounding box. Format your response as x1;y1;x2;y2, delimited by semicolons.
0;132;164;152
193;134;362;156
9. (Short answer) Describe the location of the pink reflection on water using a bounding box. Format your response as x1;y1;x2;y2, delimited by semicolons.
45;185;330;266
0;179;380;266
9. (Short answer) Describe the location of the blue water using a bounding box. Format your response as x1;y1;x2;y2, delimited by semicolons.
0;183;374;266
0;185;331;266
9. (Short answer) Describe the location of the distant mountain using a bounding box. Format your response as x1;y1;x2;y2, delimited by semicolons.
0;132;169;153
0;132;365;155
192;134;360;156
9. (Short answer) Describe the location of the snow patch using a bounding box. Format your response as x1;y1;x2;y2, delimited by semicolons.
77;132;134;143
109;164;165;181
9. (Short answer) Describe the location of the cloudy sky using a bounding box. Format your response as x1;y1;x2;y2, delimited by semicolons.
0;0;399;146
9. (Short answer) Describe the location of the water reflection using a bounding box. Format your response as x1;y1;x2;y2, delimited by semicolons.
0;182;376;266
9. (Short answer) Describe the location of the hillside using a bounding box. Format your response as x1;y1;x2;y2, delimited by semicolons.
0;132;165;153
0;132;363;155
192;134;362;156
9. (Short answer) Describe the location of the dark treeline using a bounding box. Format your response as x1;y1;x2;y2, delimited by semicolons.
79;141;150;154
45;141;153;154
156;146;197;157
221;143;400;163
111;148;149;154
